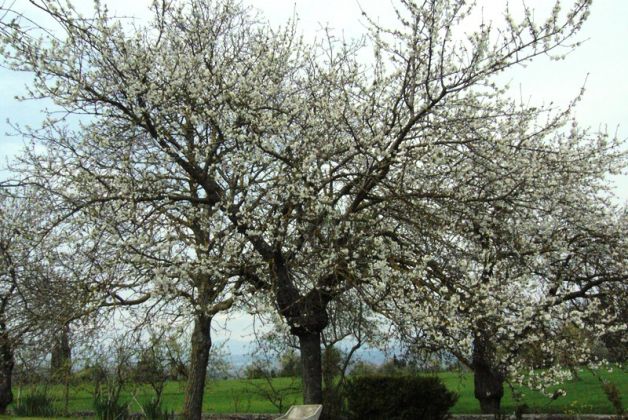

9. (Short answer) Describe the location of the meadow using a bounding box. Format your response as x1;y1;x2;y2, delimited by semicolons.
6;366;626;417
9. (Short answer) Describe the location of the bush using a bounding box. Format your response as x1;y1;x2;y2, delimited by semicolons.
93;394;129;420
13;390;58;417
279;349;302;378
141;397;175;420
601;380;624;416
350;360;379;377
244;360;273;379
344;375;458;420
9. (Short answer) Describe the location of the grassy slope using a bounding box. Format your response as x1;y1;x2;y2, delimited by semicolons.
9;366;626;415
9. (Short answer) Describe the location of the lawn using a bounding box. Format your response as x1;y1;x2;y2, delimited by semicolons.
439;367;626;414
7;366;626;416
11;376;302;416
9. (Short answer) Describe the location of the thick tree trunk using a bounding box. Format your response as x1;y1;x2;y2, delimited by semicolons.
0;328;14;414
283;291;329;409
182;314;212;420
272;253;331;409
473;363;504;414
298;332;323;404
472;336;504;415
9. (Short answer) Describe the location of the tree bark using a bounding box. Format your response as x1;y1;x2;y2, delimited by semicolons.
271;253;331;409
182;313;212;420
473;363;504;414
281;289;329;409
0;326;14;414
50;323;71;381
287;300;328;411
472;336;504;414
298;332;323;404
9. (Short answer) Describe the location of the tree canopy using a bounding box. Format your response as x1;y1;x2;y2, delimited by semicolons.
0;0;625;417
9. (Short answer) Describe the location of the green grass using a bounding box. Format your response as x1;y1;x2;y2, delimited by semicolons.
440;366;627;414
11;376;301;416
7;366;626;416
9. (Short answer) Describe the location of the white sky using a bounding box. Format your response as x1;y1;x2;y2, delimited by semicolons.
1;0;627;352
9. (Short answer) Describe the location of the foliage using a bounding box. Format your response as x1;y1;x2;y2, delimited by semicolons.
349;353;449;377
376;355;417;376
278;350;301;378
243;358;300;413
12;348;50;386
88;340;134;420
205;344;234;381
93;393;129;420
12;389;59;417
600;380;624;416
244;360;274;380
321;347;343;382
5;367;626;414
514;403;529;419
245;376;301;414
0;0;626;408
131;337;171;405
320;345;349;418
385;179;628;409
140;397;175;420
150;332;189;381
349;360;379;377
344;375;458;420
0;188;86;412
134;353;167;396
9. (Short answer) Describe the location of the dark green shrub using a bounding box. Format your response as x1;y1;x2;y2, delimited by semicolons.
514;403;529;419
93;394;129;420
345;375;458;420
141;397;175;420
244;360;273;379
601;380;624;416
13;390;58;417
279;350;302;378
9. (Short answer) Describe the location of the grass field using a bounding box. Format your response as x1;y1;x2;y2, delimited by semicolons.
6;366;626;417
440;367;626;414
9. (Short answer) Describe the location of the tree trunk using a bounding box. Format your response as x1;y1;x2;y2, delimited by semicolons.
51;323;71;381
472;336;504;414
271;253;332;413
282;290;329;409
0;327;14;414
298;332;323;404
182;314;212;420
474;363;504;414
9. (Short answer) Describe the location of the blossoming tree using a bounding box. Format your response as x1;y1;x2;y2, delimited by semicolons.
0;187;96;413
364;117;627;413
0;0;608;415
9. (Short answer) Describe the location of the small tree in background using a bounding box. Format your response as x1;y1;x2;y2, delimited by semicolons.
133;338;170;408
278;350;301;378
245;327;301;413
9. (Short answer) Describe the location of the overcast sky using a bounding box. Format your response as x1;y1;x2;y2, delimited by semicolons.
1;0;626;351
